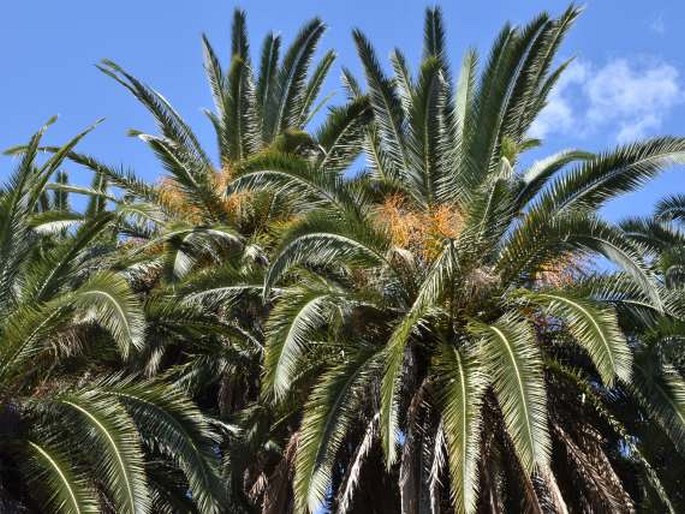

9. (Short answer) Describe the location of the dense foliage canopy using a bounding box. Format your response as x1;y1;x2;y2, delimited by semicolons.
2;4;685;513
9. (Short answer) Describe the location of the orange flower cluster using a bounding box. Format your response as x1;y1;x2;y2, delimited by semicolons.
375;194;463;261
156;168;251;224
535;253;587;288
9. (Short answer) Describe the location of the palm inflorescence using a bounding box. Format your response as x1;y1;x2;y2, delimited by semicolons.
2;5;685;513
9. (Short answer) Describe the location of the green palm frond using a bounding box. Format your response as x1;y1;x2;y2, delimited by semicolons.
299;49;336;126
380;242;459;466
434;343;487;514
28;210;85;236
514;149;593;209
225;55;261;162
334;414;379;514
265;18;327;140
632;358;685;455
461;15;547;190
314;97;371;173
437;48;477;203
85;168;109;219
264;287;345;400
257;32;281;120
231;8;249;59
25;213;114;302
423;6;449;76
540;137;685;214
53;393;152;513
0;120;98;311
97;60;211;168
23;149;158;204
24;440;100;514
102;378;225;513
656;194;685;223
71;271;146;359
353;28;409;177
499;5;581;144
294;349;380;514
522;290;632;385
52;170;71;212
404;57;446;207
264;217;390;294
0;297;74;383
469;315;550;472
498;212;662;309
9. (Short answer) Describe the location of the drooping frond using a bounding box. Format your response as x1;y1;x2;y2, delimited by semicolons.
632;358;685;455
264;213;390;294
434;343;487;514
335;414;379;514
521;290;632;385
24;440;100;514
498;212;662;310
380;242;460;466
263;287;345;400
97;60;211;168
293;349;380;513
0;299;72;382
101;379;225;513
71;271;146;359
469;315;550;472
55;393;152;513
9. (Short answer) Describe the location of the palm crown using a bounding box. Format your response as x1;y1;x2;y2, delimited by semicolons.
231;5;685;513
0;121;226;513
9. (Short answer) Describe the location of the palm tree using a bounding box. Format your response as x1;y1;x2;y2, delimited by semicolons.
613;195;685;510
0;121;224;513
16;9;370;511
91;7;367;233
230;5;685;513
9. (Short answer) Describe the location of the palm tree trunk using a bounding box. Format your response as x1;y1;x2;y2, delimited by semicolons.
543;470;569;514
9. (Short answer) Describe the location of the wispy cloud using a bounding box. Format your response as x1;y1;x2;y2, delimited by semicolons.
649;14;666;35
530;57;683;143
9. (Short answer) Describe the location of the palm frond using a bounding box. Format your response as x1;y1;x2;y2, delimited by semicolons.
24;440;100;514
469;314;550;472
380;242;459;466
56;393;151;513
522;290;632;385
72;271;146;359
294;349;380;513
264;287;345;400
434;343;487;514
102;378;225;513
265;18;327;140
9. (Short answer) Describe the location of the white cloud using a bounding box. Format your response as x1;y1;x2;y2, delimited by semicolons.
530;57;683;143
529;60;586;139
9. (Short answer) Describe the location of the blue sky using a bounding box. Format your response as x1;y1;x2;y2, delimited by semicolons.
2;0;684;220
